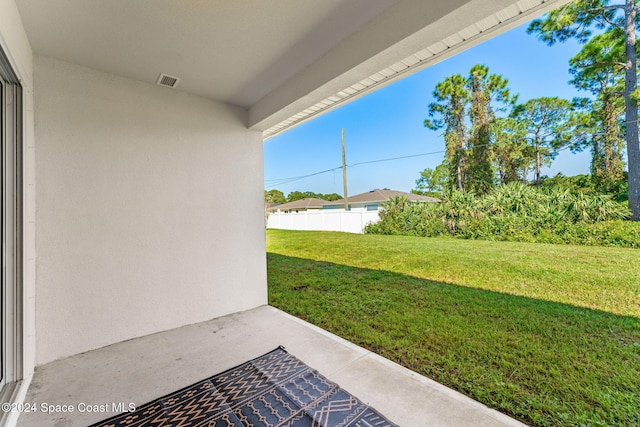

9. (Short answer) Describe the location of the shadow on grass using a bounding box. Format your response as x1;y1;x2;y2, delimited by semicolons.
267;253;640;427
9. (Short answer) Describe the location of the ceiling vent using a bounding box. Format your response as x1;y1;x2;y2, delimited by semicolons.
156;73;180;88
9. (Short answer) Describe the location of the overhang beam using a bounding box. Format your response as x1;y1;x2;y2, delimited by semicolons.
252;0;571;139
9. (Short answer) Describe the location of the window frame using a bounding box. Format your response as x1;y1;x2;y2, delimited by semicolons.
0;45;24;407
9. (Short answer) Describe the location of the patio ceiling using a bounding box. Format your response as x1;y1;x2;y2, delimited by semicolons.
16;0;570;138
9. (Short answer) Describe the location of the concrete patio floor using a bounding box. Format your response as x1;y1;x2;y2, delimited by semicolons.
18;305;526;427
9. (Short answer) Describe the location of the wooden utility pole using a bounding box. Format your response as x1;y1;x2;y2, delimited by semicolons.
341;128;348;211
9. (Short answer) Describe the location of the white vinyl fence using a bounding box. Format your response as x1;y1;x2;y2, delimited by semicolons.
266;210;380;234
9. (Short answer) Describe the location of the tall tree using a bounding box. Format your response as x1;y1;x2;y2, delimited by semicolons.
491;117;535;184
425;66;514;193
467;65;515;194
511;97;574;186
425;74;469;191
569;29;626;188
528;0;640;218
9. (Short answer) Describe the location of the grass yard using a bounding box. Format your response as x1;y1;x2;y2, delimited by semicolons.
266;229;640;427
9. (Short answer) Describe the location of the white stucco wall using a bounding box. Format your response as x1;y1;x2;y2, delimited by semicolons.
0;0;36;408
34;56;267;365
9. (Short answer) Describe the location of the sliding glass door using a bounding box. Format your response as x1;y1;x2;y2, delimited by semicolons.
0;75;4;390
0;47;23;398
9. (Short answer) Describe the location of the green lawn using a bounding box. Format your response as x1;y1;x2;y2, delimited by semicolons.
267;229;640;427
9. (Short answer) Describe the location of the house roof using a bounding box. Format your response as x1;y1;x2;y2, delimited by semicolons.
268;198;327;211
325;189;439;206
15;0;570;138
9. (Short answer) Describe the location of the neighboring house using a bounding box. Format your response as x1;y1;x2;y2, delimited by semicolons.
268;189;439;233
267;197;327;213
323;189;439;212
0;1;568;425
264;202;281;211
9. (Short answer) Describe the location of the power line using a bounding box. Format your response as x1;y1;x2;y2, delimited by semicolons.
264;148;448;189
264;166;342;183
349;149;447;167
264;137;599;190
264;166;342;189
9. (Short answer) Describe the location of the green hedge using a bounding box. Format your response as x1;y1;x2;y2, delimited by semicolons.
365;183;640;247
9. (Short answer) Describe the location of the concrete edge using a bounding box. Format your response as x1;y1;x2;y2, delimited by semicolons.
266;305;528;427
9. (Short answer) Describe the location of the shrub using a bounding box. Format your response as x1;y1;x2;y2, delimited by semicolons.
365;183;639;247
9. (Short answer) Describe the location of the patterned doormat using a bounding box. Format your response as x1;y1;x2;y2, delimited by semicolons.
90;346;398;427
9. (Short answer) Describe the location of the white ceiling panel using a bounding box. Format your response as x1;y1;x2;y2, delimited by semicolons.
15;0;571;138
16;0;398;108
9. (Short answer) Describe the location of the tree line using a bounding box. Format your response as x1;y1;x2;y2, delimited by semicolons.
264;189;342;205
415;0;640;220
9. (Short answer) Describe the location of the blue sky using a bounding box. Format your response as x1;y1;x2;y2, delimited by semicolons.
264;20;593;197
